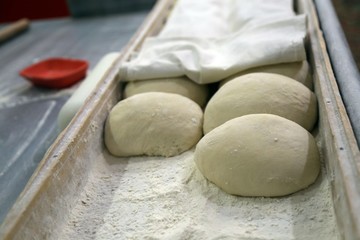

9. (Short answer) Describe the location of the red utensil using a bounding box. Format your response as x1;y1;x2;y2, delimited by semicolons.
20;58;88;89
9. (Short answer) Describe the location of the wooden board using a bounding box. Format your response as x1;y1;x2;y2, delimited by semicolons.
298;0;360;238
0;0;359;239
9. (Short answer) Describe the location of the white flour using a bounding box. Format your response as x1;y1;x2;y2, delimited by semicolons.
59;149;338;240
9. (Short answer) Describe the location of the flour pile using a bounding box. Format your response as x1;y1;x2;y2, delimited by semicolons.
60;150;338;240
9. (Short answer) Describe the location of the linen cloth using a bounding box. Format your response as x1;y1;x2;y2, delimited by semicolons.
119;0;307;84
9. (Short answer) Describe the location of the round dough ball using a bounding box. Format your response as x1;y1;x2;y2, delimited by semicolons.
204;73;317;134
195;114;320;197
220;61;313;90
124;77;209;107
105;92;203;157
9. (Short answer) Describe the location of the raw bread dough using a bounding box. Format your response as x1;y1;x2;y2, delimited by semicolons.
220;61;313;90
105;92;203;157
58;52;120;131
195;114;320;197
203;73;317;134
124;77;209;107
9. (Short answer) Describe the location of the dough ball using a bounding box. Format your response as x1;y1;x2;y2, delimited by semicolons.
124;77;209;107
204;73;317;134
220;61;313;90
195;114;320;197
105;92;203;157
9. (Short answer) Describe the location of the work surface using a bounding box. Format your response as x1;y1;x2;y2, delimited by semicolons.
0;12;148;224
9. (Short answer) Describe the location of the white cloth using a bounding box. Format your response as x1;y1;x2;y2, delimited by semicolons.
120;0;307;84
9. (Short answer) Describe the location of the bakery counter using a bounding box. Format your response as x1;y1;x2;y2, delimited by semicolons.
0;11;148;224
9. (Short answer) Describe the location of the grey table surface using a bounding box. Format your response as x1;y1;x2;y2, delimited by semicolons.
0;11;148;224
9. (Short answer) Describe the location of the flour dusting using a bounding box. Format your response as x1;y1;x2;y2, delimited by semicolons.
59;150;338;240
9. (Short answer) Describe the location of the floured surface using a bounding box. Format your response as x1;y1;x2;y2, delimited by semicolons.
58;148;338;240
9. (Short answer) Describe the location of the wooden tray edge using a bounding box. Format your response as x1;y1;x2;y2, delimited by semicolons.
300;0;360;238
0;0;173;239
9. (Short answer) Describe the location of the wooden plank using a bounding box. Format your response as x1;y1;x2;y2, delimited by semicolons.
315;0;360;149
298;0;360;239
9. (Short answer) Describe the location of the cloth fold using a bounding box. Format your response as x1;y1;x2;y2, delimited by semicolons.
120;0;307;84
